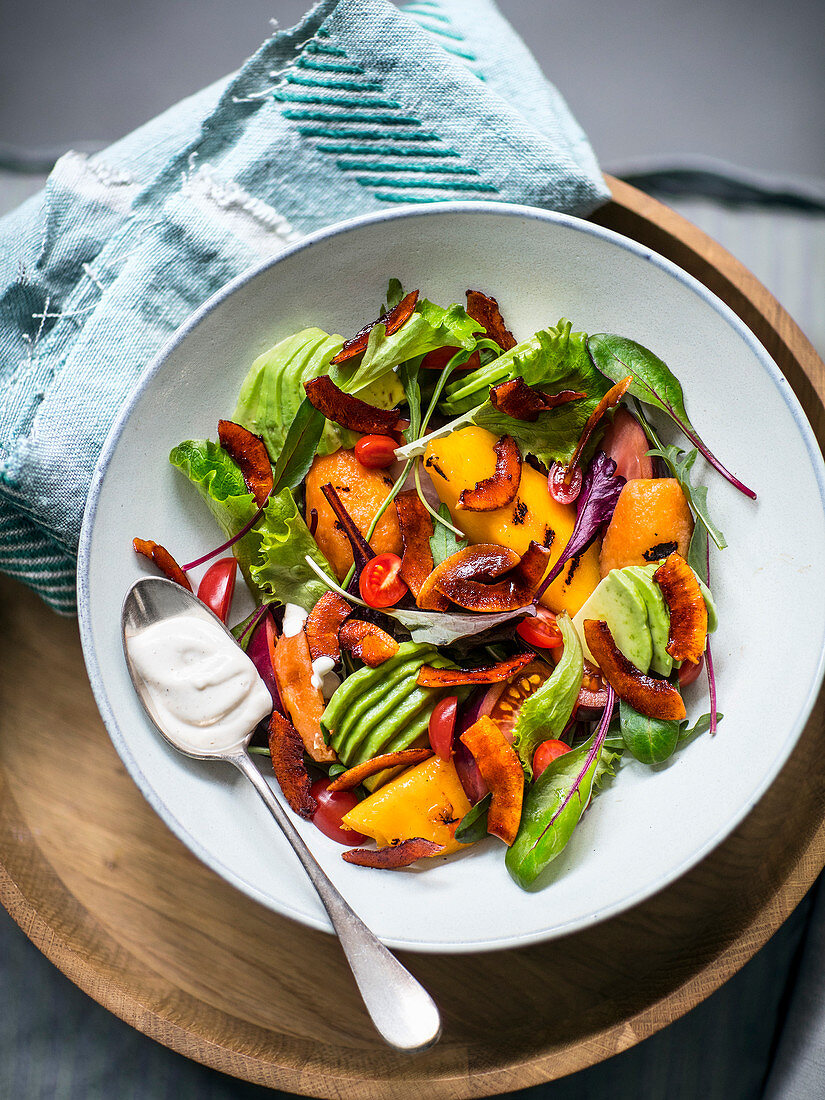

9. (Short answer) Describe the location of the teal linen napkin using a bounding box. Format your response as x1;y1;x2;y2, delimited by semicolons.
0;0;608;614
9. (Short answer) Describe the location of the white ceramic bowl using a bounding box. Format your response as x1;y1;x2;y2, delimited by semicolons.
78;202;825;953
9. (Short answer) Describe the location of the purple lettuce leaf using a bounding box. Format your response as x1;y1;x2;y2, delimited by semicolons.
534;452;625;601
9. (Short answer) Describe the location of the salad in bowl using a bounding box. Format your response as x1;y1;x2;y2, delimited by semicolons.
132;279;753;890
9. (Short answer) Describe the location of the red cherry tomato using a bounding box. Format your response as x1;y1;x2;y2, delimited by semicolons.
359;553;408;608
197;557;237;622
517;607;564;649
548;461;583;505
678;652;705;688
600;407;654;481
429;695;458;760
354;434;398;470
533;739;572;778
310;778;366;846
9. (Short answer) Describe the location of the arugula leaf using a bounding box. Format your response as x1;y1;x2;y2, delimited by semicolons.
511;614;583;776
679;711;723;744
335;299;482;396
429;503;467;566
619;698;680;764
587;333;756;499
399;358;422;443
454;793;492;843
506;689;615;889
385;277;405;312
270;397;325;495
249;488;332;611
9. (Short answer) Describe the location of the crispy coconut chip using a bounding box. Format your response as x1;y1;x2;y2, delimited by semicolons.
460;715;523;846
421;345;480;372
654;551;708;664
331;290;420;364
395;489;436;597
434;540;551;612
458;434;522;512
339;619;399;667
562;376;633;484
342;837;445;868
327;748;434;792
217;419;273;507
417;652;533;687
268;711;318;820
305;591;352;662
304;376;402;435
489;377;586;422
466;289;517;351
133;538;192;590
584;619;686;721
416;543;515;611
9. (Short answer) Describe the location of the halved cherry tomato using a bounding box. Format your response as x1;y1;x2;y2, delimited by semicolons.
516;607;563;649
354;434;398;470
482;660;553;743
548;461;582;505
429;695;458;760
359;553;408;608
310;778;366;845
197;557;237;622
678;652;705;688
600;407;654;481
533;739;571;777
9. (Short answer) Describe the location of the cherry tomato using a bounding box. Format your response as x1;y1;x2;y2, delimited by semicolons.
354;434;398;470
429;695;458;760
548;461;582;505
310;778;366;846
678;653;705;688
533;739;572;778
359;553;408;608
516;607;563;649
482;660;553;742
197;557;237;622
600;407;654;481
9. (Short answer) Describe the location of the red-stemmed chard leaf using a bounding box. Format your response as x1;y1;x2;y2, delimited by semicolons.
182;497;269;571
586;333;756;500
534;452;625;602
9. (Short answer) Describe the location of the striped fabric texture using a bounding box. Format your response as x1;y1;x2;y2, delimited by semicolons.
0;0;608;614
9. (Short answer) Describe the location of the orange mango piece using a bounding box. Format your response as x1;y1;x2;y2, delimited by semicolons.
305;449;402;581
599;478;694;578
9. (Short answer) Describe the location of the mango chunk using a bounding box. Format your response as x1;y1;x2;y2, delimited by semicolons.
305;449;402;580
599;478;694;577
341;755;472;855
423;426;600;616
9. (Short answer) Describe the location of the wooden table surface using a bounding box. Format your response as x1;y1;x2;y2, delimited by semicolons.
2;177;825;1098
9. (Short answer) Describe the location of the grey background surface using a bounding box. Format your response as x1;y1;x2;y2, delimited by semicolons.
0;0;823;178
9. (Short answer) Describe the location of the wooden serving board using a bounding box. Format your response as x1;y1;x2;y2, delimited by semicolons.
2;178;825;1098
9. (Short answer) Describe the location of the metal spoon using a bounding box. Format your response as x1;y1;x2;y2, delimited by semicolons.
121;577;441;1052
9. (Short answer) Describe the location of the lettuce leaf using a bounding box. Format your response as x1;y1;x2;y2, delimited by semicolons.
170;439;330;608
249;488;332;611
233;328;346;461
333;299;483;395
437;320;612;467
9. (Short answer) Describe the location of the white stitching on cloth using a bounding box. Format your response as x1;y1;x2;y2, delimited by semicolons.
181;164;302;245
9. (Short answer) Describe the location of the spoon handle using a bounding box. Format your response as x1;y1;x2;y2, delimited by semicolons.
230;750;441;1051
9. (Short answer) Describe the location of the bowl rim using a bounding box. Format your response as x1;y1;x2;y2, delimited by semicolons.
77;199;825;953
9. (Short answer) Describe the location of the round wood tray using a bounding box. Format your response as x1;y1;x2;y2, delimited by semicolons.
2;177;825;1098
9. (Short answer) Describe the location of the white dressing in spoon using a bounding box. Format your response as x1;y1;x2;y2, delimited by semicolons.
126;612;272;754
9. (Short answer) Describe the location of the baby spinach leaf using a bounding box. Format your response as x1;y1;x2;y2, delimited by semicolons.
454;793;492;843
429;503;467;566
619;699;680;764
511;614;583;775
270;397;325;495
506;688;615;890
587;333;756;499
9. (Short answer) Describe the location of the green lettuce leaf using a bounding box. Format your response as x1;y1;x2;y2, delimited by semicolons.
249;488;332;611
169;440;330;608
334;299;483;395
511;614;583;776
438;320;612;467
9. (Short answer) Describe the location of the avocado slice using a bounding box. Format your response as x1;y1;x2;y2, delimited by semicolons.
625;565;673;677
573;569;652;672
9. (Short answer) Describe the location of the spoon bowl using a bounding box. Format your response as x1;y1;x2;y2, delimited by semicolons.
121;576;441;1052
